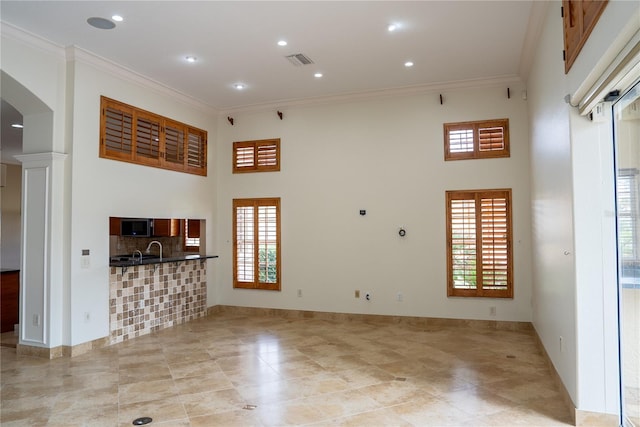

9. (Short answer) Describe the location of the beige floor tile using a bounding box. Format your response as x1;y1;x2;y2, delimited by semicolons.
0;312;575;426
118;397;188;425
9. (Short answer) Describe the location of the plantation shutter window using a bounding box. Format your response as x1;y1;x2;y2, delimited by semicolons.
99;96;207;176
164;121;185;166
184;219;201;252
233;198;281;291
446;189;513;298
233;139;280;173
444;119;509;161
135;113;161;165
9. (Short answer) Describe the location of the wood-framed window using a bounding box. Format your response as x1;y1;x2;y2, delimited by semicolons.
562;0;608;73
100;96;207;176
444;119;509;161
183;219;201;252
233;198;281;291
233;139;280;173
446;189;513;298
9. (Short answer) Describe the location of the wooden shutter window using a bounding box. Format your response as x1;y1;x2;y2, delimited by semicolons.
233;198;281;291
164;122;185;166
99;96;207;176
103;106;133;158
135;114;161;164
444;119;509;161
563;0;608;73
446;189;513;298
233;139;280;173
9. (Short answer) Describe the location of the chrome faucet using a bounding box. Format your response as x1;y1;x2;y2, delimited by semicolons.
133;249;143;264
145;240;163;261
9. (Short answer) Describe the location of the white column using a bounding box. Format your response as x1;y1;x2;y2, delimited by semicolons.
15;152;66;347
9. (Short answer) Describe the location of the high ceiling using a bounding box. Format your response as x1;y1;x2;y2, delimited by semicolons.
0;1;535;163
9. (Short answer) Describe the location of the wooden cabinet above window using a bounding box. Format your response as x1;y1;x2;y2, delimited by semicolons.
100;96;207;176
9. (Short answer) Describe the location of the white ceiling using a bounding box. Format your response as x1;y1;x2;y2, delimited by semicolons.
0;0;535;163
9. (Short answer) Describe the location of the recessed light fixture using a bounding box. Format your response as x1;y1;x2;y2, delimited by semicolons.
111;15;123;22
234;83;246;90
404;61;414;67
314;72;323;78
277;40;288;46
388;24;398;32
11;123;23;129
87;17;116;30
185;56;197;63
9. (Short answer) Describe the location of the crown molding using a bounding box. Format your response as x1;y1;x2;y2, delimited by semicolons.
0;21;65;59
518;1;550;83
221;75;524;115
67;47;219;116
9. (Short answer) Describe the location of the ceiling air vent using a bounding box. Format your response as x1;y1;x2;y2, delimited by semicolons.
285;53;314;66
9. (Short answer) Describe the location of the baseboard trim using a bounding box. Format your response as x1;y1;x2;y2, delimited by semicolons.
16;336;110;359
210;304;533;331
575;410;619;426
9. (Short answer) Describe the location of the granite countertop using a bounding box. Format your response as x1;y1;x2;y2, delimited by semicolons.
109;254;218;267
1;268;20;273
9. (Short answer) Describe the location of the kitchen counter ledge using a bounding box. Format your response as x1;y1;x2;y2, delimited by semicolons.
109;254;218;268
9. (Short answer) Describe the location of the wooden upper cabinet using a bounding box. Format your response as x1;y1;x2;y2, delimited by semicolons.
563;0;608;73
109;217;121;236
153;219;180;237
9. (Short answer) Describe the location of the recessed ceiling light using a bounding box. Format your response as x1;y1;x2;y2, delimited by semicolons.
314;72;323;78
404;61;414;67
388;24;398;32
185;56;197;63
111;15;123;22
277;40;288;46
11;123;23;129
234;83;245;90
87;17;116;30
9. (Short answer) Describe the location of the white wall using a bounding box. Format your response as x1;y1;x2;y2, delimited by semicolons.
527;0;639;414
1;164;22;269
67;52;218;345
216;84;533;322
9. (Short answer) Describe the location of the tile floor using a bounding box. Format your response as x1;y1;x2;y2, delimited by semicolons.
0;313;574;426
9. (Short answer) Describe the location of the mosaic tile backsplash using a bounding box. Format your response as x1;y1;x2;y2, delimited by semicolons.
109;260;207;344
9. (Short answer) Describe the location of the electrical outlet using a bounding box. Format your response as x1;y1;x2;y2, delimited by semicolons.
397;292;403;302
559;336;564;353
365;292;371;301
32;314;40;326
297;289;302;297
355;290;360;298
84;312;91;323
490;306;496;316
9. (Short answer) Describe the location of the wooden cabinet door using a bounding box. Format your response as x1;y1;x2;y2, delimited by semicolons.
109;217;121;235
1;271;19;333
153;219;180;236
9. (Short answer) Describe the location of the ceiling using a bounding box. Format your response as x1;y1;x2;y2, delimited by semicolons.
0;0;534;164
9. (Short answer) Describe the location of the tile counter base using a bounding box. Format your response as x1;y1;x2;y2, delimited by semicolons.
109;260;207;344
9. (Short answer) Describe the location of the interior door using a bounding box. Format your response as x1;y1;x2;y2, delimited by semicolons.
614;80;640;427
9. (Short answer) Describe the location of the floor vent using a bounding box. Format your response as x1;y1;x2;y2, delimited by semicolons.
285;53;314;66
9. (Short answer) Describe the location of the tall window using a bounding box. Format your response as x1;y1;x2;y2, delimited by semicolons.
618;169;639;265
446;189;513;298
233;198;281;291
444;119;509;161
